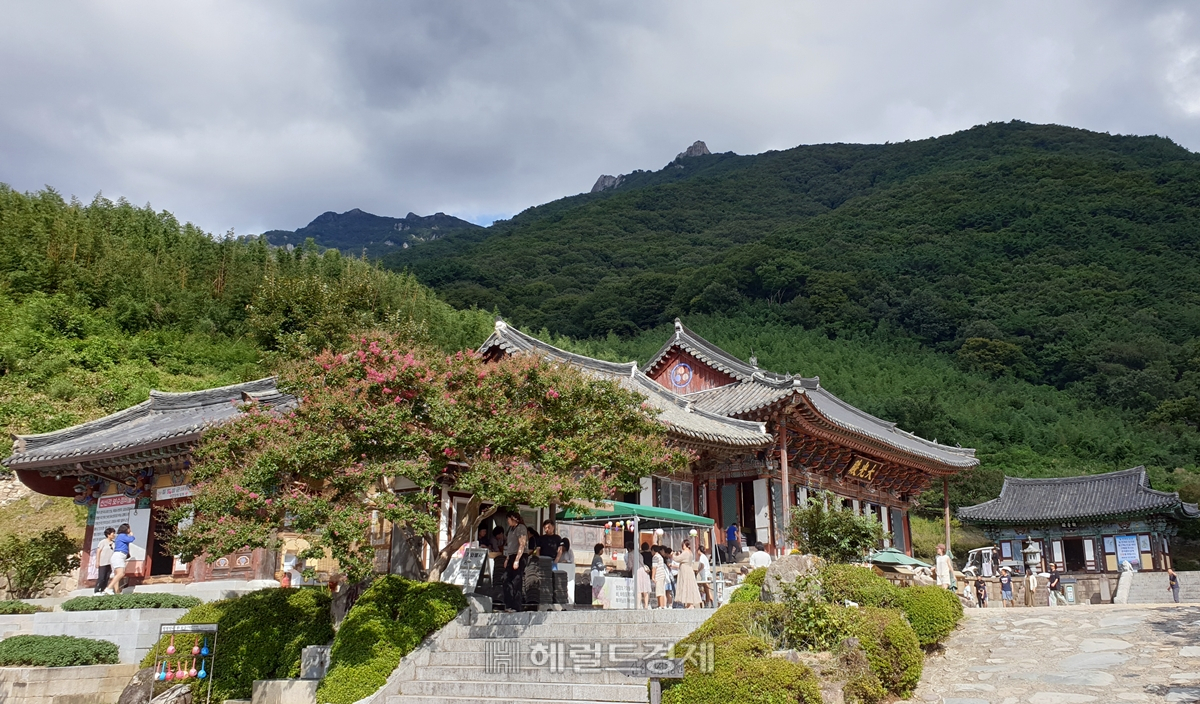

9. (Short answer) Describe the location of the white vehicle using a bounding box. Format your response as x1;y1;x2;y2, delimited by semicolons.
961;546;1026;577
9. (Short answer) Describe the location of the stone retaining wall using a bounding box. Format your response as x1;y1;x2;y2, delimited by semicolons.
28;609;188;663
0;663;139;704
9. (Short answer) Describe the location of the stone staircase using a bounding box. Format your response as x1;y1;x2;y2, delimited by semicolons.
376;608;711;704
1124;571;1200;604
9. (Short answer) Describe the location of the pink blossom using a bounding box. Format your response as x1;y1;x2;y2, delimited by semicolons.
546;388;559;399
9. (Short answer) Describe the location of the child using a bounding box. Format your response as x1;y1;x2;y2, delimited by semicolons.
999;567;1014;607
974;576;988;608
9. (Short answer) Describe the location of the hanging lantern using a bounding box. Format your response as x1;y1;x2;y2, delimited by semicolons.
689;529;698;537
654;528;664;536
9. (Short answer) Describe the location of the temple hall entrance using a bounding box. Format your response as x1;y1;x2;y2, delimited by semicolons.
1063;538;1087;572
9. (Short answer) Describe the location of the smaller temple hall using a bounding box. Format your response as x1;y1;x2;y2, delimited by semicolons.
958;466;1198;573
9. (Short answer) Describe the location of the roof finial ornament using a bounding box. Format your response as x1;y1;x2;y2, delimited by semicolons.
494;317;507;330
749;349;757;368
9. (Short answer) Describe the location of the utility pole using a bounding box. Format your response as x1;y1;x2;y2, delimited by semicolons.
943;477;951;556
779;412;789;555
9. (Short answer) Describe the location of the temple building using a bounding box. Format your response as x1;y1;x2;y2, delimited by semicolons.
2;379;294;589
481;319;979;555
958;466;1199;573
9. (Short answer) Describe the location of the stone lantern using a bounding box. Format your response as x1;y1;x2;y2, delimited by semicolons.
1022;541;1042;572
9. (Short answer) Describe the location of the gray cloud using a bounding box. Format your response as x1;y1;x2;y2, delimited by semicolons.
1;1;1199;234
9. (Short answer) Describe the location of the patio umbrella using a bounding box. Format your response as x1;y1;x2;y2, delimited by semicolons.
867;548;932;569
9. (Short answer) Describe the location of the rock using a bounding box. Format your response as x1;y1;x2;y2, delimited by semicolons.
1078;638;1134;652
590;174;624;193
1029;694;1096;704
1182;646;1200;657
762;553;821;600
149;682;192;704
301;644;331;679
675;140;711;160
117;667;156;704
1060;651;1130;669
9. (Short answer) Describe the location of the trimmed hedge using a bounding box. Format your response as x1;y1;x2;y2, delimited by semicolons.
61;593;202;611
316;576;467;704
661;634;822;704
0;599;42;614
818;564;896;607
728;567;767;603
140;587;333;702
0;634;119;667
896;585;963;647
681;602;787;645
838;606;923;697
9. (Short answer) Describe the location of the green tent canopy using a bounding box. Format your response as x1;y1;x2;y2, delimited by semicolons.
556;500;714;530
867;547;931;569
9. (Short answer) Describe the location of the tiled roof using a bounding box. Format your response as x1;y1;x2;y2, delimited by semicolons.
645;320;978;468
957;467;1200;524
478;321;772;449
3;378;296;469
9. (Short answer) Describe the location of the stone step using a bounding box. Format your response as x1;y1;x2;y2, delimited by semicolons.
390;697;635;704
437;636;690;652
396;679;647;702
423;650;677;669
464;622;701;640
469;610;712;626
412;665;641;684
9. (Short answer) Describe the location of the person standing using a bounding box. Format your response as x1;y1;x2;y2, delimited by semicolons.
935;544;954;590
502;513;529;613
974;575;988;609
537;520;564;562
673;541;702;609
590;543;608;608
557;538;576;605
725;523;741;561
1168;568;1181;603
634;542;652;609
696;546;713;608
749;541;772;569
652;546;667;609
999;567;1014;607
94;528;115;594
1047;568;1063;607
107;523;135;595
1024;570;1038;607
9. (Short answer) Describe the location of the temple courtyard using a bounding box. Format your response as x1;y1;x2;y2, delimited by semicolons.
914;603;1200;704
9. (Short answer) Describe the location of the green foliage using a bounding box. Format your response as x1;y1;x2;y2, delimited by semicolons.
896;585;964;647
60;593;201;611
0;599;42;614
173;336;690;582
817;564;896;607
909;515;991;561
788;494;885;563
0;527;80;598
680;602;788;646
0;634;119;666
780;577;843;652
728;567;767;602
317;576;466;704
140;588;333;702
838;606;923;697
661;634;822;704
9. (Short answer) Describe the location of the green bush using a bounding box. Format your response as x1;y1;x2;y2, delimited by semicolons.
0;527;80;599
818;564;896;607
680;602;788;646
140;588;333;702
0;599;42;614
0;634;119;666
316;576;466;704
661;634;822;704
839;606;923;697
896;585;963;647
62;593;202;611
727;567;768;603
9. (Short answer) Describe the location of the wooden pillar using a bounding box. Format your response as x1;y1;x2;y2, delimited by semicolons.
943;477;951;556
779;414;790;554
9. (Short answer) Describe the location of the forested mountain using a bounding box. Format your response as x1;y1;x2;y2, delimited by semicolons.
385;121;1200;475
262;208;479;258
0;185;489;444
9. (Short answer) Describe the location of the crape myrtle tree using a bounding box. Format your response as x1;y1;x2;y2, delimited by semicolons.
787;490;885;563
168;334;690;582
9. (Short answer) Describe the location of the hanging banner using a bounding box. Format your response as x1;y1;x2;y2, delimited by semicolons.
1114;535;1141;570
87;495;151;580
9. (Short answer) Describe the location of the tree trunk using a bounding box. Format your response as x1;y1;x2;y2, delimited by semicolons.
425;497;499;582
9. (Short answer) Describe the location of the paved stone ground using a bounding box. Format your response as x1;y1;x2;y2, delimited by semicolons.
914;603;1200;704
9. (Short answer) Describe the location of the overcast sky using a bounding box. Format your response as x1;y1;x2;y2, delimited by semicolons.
3;1;1200;234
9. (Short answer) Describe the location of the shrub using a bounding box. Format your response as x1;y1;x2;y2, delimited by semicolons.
140;587;333;702
661;634;822;704
838;606;922;697
896;585;963;647
0;527;80;599
787;492;884;563
0;599;42;614
728;567;768;603
316;576;466;704
0;634;119;666
818;564;896;607
780;577;843;651
62;593;202;611
680;602;788;646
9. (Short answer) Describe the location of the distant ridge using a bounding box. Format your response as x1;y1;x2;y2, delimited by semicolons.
261;208;479;257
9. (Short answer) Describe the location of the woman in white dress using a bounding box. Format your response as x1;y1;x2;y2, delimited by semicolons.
652;547;667;609
673;540;703;608
558;538;576;605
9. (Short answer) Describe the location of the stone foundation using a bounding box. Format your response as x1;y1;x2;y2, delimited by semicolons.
28;609;189;663
0;663;139;704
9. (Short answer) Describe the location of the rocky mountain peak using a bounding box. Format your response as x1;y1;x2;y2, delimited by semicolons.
591;174;625;193
676;140;711;160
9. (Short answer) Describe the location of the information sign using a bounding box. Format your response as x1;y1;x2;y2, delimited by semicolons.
1114;535;1141;570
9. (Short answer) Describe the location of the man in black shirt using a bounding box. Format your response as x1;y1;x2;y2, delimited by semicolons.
1169;568;1181;603
537;520;564;561
1047;568;1062;607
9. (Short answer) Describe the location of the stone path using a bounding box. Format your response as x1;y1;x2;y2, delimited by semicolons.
914;603;1200;704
